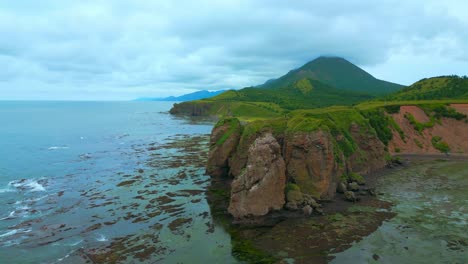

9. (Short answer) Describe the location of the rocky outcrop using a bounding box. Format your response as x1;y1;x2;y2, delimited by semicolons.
283;131;342;199
228;133;286;218
348;124;386;175
206;119;242;177
169;101;213;116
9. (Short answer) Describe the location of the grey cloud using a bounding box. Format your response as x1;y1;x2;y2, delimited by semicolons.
0;0;467;100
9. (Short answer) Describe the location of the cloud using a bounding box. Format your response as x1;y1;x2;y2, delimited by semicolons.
0;0;467;100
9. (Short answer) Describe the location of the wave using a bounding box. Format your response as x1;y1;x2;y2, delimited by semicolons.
0;211;15;221
0;187;14;193
67;239;83;246
8;179;46;192
0;228;31;239
48;146;69;150
96;234;108;242
79;153;92;159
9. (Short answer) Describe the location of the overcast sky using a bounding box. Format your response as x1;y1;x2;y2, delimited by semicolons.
1;0;467;100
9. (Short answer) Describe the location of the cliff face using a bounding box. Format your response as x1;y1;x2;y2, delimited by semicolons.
208;117;386;219
282;131;343;199
228;133;286;217
205;104;467;219
388;104;468;154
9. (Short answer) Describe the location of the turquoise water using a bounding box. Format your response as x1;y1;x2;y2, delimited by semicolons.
332;160;468;264
0;101;238;263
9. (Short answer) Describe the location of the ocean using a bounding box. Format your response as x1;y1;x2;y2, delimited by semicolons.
0;101;238;263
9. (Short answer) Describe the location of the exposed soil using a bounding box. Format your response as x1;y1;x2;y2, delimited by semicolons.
389;105;468;154
450;103;468;115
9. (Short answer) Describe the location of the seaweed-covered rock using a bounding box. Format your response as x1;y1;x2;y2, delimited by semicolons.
228;133;286;218
344;191;358;202
348;182;360;191
286;189;304;204
336;182;347;193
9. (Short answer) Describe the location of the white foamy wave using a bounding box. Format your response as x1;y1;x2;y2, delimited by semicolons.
96;234;108;242
48;146;69;150
9;179;46;192
0;211;15;221
0;187;14;193
79;153;92;159
67;239;83;246
0;228;31;238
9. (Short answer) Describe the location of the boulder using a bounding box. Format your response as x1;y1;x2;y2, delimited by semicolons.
302;205;313;216
336;182;347;193
285;202;299;211
286;189;304;204
348;182;360;191
228;133;286;218
344;191;358;202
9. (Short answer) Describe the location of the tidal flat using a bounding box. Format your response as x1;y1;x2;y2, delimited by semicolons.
209;158;468;264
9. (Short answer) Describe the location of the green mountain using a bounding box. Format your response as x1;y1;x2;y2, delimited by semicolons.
258;56;404;95
170;56;406;118
383;75;468;101
211;78;373;110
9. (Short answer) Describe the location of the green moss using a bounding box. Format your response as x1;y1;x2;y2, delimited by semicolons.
230;235;278;264
285;183;301;193
215;118;241;146
349;172;365;184
431;136;450;153
327;213;345;222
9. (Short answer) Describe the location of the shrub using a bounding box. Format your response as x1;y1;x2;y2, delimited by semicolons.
431;136;450;153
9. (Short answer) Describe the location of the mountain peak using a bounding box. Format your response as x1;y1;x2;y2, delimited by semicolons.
260;56;404;95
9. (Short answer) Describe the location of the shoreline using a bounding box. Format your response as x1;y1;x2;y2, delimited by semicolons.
207;154;467;263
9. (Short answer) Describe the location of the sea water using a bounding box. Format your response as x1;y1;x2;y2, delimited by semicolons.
0;101;238;263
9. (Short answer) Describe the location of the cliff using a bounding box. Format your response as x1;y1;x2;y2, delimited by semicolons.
205;104;468;219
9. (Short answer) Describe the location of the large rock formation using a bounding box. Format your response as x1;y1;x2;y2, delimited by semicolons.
228;133;286;218
283;131;342;199
206;118;241;177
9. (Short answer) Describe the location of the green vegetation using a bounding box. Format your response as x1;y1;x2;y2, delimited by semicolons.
431;136;450;153
414;139;424;149
383;76;468;101
404;112;434;133
258;56;404;95
214;118;241;146
420;104;466;120
349;172;365;184
285;183;301;193
362;109;394;145
209;78;373;111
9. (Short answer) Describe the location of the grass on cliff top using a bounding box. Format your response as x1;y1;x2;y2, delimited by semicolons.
356;99;468;111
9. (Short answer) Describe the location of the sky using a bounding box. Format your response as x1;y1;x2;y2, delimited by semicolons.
1;0;467;100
